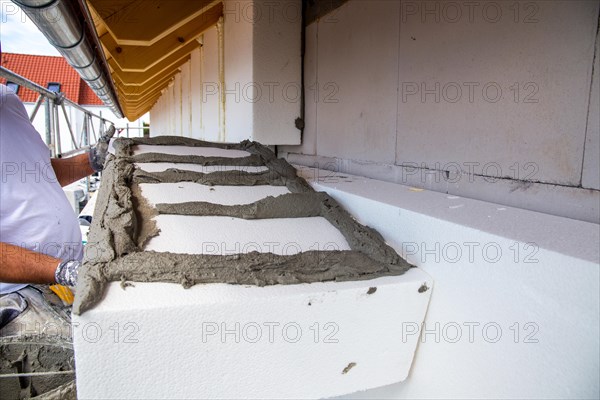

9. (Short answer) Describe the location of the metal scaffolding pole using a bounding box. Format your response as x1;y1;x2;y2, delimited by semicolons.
1;66;115;158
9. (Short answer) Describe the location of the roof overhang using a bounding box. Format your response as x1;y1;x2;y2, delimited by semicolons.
85;0;223;120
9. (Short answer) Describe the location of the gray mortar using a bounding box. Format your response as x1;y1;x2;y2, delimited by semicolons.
87;250;409;289
156;193;322;219
37;381;76;400
73;137;412;315
116;136;241;151
0;335;75;399
84;156;137;262
242;140;313;192
318;194;401;265
154;192;401;266
130;152;264;166
130;183;160;248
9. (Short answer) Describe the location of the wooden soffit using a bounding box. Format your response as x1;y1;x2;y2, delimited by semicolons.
86;0;222;120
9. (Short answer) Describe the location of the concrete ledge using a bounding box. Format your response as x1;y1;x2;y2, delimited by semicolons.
286;152;600;224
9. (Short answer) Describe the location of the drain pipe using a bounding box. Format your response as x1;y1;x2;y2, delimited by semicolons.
12;0;124;118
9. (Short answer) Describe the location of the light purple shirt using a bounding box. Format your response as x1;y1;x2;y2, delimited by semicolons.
0;84;83;294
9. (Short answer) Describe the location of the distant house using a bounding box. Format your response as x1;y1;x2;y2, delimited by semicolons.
0;52;104;107
1;53;148;150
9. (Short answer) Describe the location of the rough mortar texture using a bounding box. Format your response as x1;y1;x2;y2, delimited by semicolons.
0;335;76;399
74;136;412;315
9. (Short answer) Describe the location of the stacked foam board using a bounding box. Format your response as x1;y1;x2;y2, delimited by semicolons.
72;137;432;399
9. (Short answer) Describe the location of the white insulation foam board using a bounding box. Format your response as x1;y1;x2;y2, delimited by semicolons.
145;215;350;255
133;144;252;158
73;269;432;399
73;146;433;399
139;182;290;206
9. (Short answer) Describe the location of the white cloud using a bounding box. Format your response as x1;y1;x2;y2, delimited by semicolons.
0;0;61;56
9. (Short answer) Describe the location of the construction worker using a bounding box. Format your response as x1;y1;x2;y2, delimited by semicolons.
0;80;113;337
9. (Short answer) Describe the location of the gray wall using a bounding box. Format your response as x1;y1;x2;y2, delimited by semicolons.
283;0;600;223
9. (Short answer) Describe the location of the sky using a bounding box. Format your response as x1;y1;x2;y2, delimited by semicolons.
0;0;60;56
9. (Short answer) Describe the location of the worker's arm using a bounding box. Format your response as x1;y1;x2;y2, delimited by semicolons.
0;242;59;284
0;242;82;286
50;125;116;187
51;153;95;187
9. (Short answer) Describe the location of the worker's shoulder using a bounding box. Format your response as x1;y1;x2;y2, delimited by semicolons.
0;83;19;104
0;83;11;96
0;84;28;117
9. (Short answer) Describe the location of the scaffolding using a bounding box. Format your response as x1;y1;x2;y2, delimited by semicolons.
0;66;115;158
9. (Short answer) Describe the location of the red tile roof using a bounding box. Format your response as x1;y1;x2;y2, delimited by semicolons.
78;79;102;105
0;52;103;106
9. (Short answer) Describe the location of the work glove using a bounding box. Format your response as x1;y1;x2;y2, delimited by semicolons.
55;259;81;287
88;125;116;172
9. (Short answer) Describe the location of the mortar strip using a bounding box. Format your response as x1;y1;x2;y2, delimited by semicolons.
74;136;412;315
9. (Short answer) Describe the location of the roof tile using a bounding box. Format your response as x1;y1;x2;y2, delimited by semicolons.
0;52;103;106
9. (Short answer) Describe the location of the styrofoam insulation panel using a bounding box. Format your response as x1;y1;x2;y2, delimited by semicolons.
73;140;432;399
139;182;289;205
